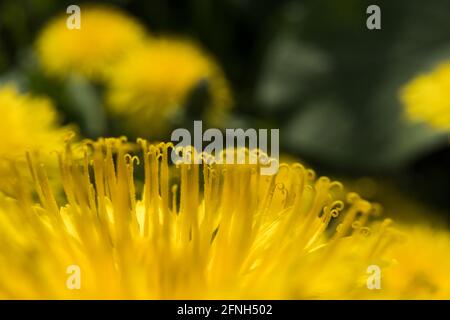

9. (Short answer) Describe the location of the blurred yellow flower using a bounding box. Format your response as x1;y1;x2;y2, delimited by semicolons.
0;85;73;193
400;61;450;131
0;138;395;299
106;38;232;137
377;225;450;299
36;5;146;80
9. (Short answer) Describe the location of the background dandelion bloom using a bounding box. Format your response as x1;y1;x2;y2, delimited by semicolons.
0;138;397;299
106;38;232;137
35;5;146;80
400;61;450;131
0;85;72;194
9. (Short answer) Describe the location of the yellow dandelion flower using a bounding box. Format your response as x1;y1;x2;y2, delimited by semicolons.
400;61;450;131
36;5;146;80
0;137;397;299
373;225;450;299
0;84;73;194
106;38;232;137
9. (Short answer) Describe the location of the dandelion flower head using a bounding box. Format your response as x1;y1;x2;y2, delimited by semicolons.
0;137;400;299
36;5;146;80
106;38;232;137
0;84;72;193
400;61;450;131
